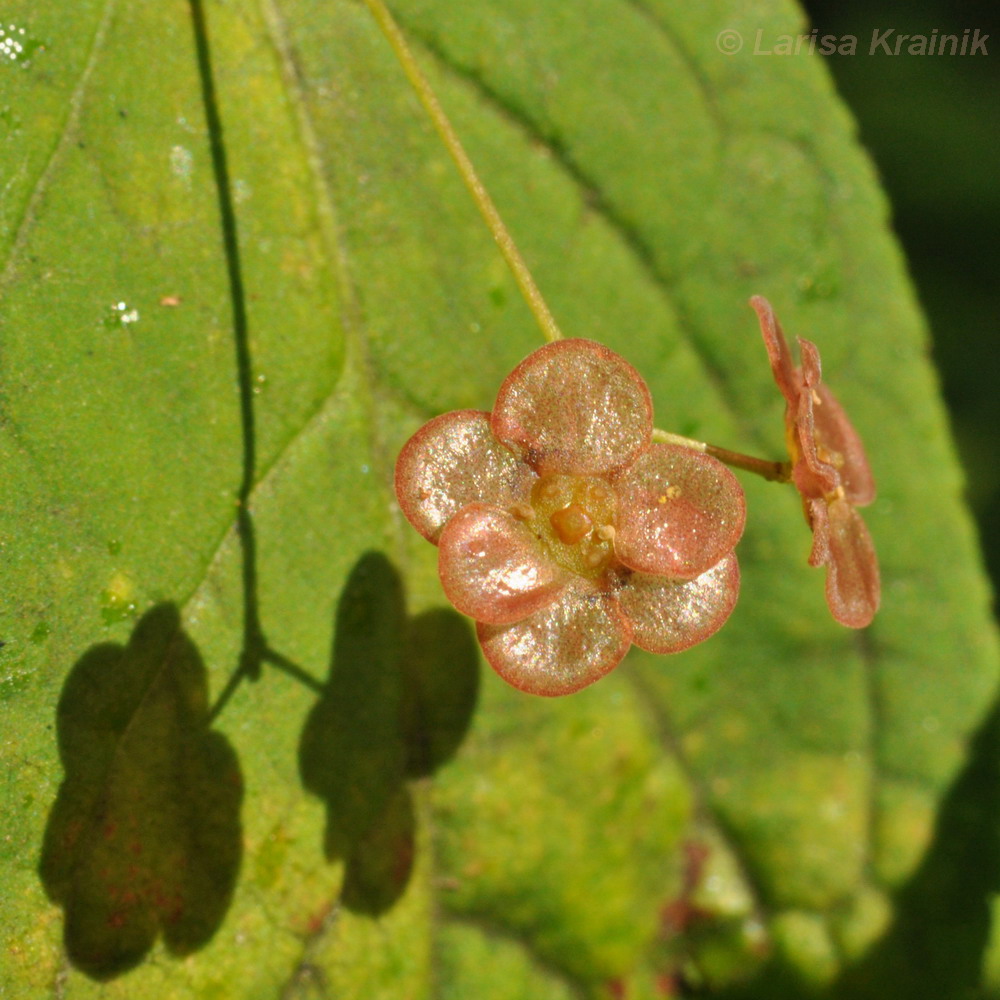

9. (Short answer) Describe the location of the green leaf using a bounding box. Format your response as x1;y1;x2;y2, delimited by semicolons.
2;0;997;997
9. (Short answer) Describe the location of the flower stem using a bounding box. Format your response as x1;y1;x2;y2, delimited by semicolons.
705;445;792;484
367;0;790;492
363;0;564;344
651;428;708;452
652;428;792;483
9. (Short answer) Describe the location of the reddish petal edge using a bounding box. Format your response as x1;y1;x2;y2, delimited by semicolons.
799;338;876;507
613;444;746;580
618;553;740;654
792;357;840;500
395;409;535;543
477;583;633;696
438;503;568;626
808;498;880;629
751;295;798;408
491;338;653;477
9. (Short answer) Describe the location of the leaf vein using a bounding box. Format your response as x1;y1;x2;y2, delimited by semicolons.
0;0;118;299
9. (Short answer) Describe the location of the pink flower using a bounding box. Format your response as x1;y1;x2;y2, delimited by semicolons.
394;339;746;695
751;296;880;628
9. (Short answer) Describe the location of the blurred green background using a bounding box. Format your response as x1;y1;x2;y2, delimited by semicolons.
802;0;1000;602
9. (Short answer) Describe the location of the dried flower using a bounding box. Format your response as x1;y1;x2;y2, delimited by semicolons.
395;339;746;695
751;296;880;628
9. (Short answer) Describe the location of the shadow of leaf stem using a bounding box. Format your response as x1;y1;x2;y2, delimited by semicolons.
188;0;321;718
38;0;322;980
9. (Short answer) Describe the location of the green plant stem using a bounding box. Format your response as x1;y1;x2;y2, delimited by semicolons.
366;0;793;488
363;0;564;344
652;428;792;483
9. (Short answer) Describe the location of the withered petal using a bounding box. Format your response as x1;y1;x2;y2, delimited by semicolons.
477;583;632;696
751;295;799;408
804;374;875;508
809;498;880;629
395;410;536;543
613;445;745;579
792;370;841;500
491;339;652;477
438;504;568;625
618;554;740;654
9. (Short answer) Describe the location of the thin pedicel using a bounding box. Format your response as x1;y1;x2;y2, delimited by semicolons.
364;0;880;693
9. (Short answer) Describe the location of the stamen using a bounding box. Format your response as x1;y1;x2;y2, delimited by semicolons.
817;446;845;469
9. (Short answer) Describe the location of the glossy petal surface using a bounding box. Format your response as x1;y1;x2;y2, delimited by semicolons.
618;554;740;654
810;498;881;629
438;504;567;625
613;445;746;579
477;584;632;696
395;410;536;542
492;339;652;477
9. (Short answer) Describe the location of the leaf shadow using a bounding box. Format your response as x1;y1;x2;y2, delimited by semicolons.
39;603;243;981
299;551;479;914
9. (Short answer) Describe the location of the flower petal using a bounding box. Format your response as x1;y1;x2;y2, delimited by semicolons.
491;339;652;476
395;410;536;542
477;583;632;696
438;503;568;625
808;498;880;628
791;358;840;500
751;295;799;408
798;339;875;506
617;554;740;653
613;444;746;579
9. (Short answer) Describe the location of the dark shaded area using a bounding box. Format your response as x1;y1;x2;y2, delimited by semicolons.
299;552;479;915
188;0;266;695
36;0;286;981
189;0;324;722
703;697;1000;1000
829;701;1000;997
801;0;1000;595
39;604;243;980
784;4;1000;995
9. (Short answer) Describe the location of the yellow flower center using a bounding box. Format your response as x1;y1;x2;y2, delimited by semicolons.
512;474;618;579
